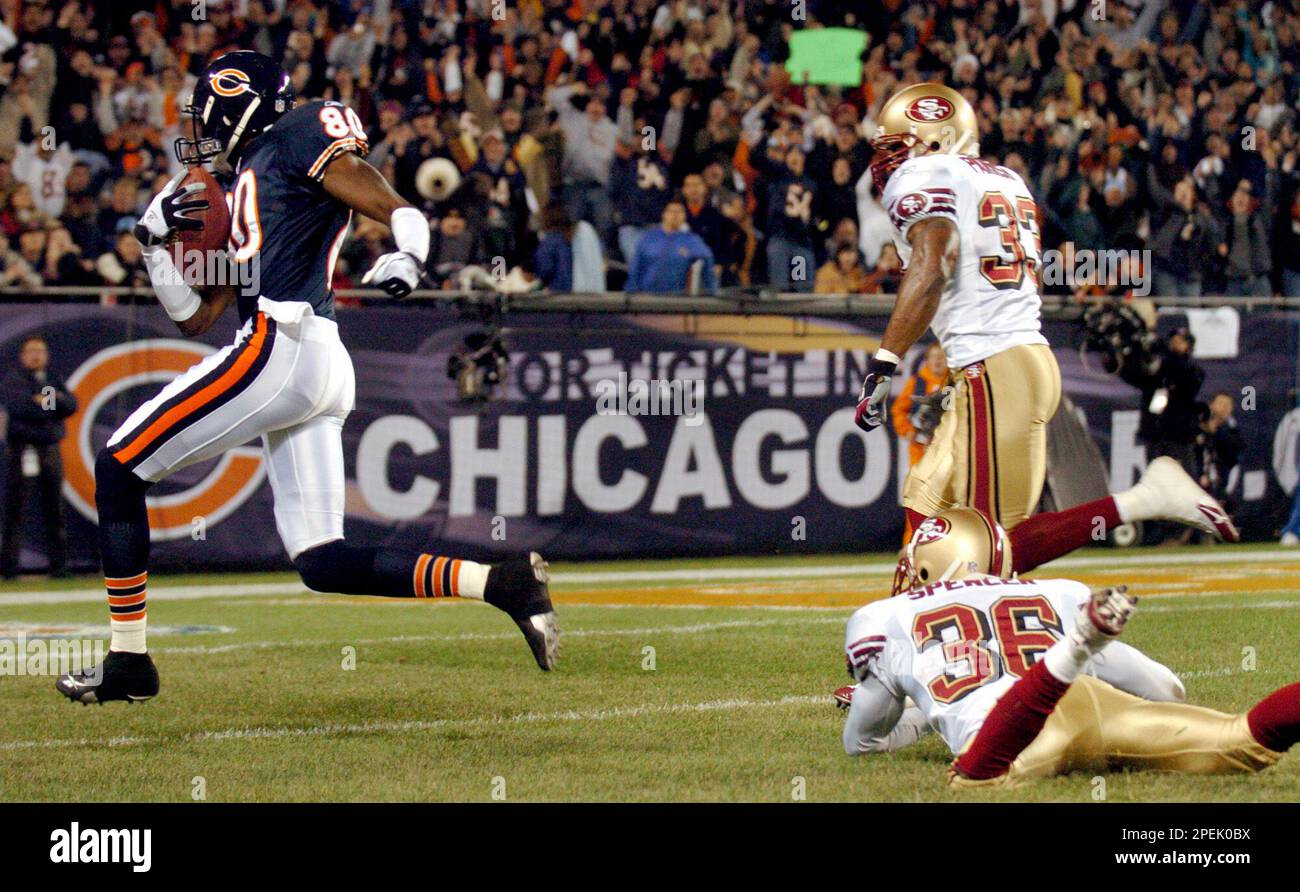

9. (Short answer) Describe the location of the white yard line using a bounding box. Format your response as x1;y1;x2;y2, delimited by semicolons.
0;693;827;753
4;547;1298;605
144;598;1296;654
153;616;844;655
0;581;306;606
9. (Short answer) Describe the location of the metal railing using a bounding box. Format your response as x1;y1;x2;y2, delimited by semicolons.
1;287;1297;318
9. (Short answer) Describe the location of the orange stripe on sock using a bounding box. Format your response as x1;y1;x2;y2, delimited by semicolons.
107;592;146;606
413;554;432;598
113;314;270;464
111;609;146;622
432;557;448;598
450;559;461;598
105;572;148;589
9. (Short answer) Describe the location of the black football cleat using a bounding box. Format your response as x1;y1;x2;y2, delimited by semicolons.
56;651;159;705
485;552;560;671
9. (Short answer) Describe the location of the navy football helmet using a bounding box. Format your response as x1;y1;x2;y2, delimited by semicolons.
176;51;295;169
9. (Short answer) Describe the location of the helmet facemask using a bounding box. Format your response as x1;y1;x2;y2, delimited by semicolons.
869;132;919;194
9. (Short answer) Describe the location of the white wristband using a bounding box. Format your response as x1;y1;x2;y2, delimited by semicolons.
874;348;901;366
142;244;203;322
391;207;430;264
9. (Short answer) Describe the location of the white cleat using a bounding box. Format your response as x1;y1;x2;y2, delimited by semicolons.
1128;457;1240;542
1077;585;1138;647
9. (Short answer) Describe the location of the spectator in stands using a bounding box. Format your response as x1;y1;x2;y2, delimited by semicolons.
681;173;727;277
611;106;672;264
862;243;904;294
627;199;716;295
765;145;818;293
13;98;75;220
0;0;1297;301
1281;191;1300;298
1149;175;1217;297
1;335;77;578
717;191;756;287
95;228;148;288
469;128;536;269
427;207;486;288
1219;185;1272;296
814;243;868;294
548;81;617;247
536;203;605;294
0;231;42;289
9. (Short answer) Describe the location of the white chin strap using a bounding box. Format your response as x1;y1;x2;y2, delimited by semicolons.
214;95;263;172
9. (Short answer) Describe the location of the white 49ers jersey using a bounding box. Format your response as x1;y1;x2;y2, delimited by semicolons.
844;575;1090;754
881;153;1047;368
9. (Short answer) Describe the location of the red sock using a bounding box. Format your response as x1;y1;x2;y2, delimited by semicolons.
1247;683;1300;753
954;661;1072;780
1010;497;1121;574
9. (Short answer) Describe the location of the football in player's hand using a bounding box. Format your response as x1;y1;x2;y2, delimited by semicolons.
175;166;232;259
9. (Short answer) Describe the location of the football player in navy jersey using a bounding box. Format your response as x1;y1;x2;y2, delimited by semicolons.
57;51;558;706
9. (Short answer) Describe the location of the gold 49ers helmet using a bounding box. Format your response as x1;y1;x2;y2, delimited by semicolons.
891;507;1013;595
869;82;979;193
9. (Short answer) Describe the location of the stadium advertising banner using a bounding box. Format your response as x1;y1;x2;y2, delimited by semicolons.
0;303;1296;571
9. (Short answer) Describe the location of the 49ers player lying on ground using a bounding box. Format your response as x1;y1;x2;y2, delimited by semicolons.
839;508;1300;787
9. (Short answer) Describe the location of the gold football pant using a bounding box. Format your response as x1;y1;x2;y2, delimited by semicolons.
903;344;1061;531
948;677;1283;788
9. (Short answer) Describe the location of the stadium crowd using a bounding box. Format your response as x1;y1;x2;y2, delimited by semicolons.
0;0;1299;297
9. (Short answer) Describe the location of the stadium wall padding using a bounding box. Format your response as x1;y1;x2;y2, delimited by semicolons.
0;303;1296;571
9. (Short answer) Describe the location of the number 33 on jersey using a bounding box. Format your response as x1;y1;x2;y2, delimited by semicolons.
225;100;370;324
881;153;1045;369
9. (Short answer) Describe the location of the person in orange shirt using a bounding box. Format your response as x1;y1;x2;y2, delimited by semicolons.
892;342;949;468
892;342;950;543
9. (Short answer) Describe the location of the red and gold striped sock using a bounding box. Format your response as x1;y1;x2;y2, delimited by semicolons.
411;555;489;600
106;571;148;653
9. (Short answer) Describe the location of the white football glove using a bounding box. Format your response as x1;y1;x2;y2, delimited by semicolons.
361;251;423;298
134;171;208;247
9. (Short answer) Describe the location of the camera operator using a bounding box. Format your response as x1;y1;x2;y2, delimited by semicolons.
1119;326;1205;471
447;331;509;404
1197;391;1242;508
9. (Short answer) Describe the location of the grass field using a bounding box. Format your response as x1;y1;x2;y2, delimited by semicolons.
1;544;1298;802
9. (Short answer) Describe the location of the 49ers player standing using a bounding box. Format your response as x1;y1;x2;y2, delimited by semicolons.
854;83;1057;533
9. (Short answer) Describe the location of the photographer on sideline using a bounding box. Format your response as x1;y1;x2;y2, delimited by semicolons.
1118;326;1205;472
2;335;78;578
1200;392;1242;502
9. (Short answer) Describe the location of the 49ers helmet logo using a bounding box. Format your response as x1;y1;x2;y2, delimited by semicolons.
209;68;253;97
914;516;951;545
904;96;954;123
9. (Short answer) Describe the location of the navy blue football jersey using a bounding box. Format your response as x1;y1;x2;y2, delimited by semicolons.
228;100;370;322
